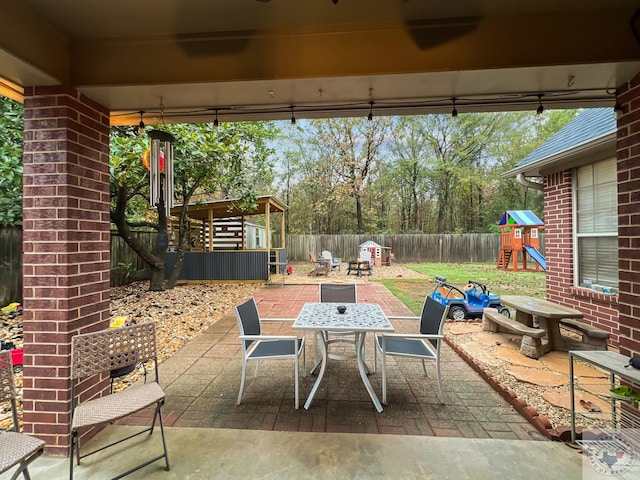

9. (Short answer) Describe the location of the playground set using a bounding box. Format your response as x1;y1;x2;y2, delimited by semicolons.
496;210;546;271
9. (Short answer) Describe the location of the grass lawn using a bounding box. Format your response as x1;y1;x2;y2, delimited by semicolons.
377;262;546;315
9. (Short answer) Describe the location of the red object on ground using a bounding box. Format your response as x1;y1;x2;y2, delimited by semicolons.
286;265;293;275
11;348;23;367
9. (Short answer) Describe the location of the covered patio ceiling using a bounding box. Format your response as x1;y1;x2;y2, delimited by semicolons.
1;1;640;124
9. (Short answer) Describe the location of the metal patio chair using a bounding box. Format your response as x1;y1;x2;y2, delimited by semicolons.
0;350;46;480
312;284;361;367
374;297;450;404
69;322;170;479
235;297;306;409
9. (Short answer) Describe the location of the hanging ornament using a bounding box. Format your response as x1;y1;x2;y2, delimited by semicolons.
141;149;165;172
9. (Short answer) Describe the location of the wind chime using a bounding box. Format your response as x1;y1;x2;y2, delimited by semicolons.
147;130;175;216
140;129;176;255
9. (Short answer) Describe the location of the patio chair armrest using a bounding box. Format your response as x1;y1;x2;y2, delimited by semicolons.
260;317;298;323
386;316;420;321
239;334;303;342
376;333;444;340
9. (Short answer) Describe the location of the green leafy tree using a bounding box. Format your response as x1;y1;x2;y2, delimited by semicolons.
110;121;277;290
0;96;23;226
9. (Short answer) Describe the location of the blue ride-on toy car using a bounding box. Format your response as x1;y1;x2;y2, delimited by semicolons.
430;276;510;321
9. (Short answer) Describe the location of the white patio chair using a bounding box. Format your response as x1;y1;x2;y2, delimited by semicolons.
0;350;46;480
321;250;341;271
235;297;306;409
69;322;170;479
374;297;450;404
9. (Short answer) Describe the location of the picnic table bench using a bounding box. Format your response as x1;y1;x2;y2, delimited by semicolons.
559;318;609;350
482;308;548;359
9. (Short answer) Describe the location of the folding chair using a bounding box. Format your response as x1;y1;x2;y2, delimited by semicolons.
235;297;306;409
69;322;170;479
374;297;450;404
0;350;46;480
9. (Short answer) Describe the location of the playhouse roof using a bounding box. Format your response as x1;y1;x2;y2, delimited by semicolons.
498;210;544;227
360;240;382;248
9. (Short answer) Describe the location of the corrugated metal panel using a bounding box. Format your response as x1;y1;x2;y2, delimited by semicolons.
165;251;268;280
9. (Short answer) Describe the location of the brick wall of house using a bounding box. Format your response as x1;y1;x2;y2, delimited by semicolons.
544;170;620;346
21;87;111;454
616;75;640;358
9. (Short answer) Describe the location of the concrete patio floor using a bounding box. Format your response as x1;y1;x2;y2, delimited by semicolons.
6;282;586;479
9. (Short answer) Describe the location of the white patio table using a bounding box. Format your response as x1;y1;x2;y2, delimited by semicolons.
292;302;394;412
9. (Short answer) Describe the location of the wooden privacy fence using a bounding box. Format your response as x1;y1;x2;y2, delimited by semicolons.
286;234;544;264
1;228;544;305
0;227;22;305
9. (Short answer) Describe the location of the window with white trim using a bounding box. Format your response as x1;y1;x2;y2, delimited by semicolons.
574;157;618;289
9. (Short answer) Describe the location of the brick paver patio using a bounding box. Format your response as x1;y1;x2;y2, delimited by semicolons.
123;284;543;440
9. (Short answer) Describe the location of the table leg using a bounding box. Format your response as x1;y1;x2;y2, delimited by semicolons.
304;331;328;410
515;310;534;327
540;317;566;350
356;332;384;413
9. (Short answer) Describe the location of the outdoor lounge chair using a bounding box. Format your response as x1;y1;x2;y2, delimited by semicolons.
0;350;46;480
69;322;170;479
235;297;306;409
374;297;450;404
321;250;342;271
313;284;362;367
308;252;330;276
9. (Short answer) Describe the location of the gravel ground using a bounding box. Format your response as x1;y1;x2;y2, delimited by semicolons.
2;263;595;434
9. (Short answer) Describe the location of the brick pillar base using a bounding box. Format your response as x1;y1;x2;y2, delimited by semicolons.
21;86;111;455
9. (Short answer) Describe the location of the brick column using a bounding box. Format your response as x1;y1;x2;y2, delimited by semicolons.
616;75;640;358
544;170;574;304
21;87;111;455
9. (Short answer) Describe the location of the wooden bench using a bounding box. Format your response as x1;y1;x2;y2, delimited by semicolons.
482;308;548;359
559;318;609;350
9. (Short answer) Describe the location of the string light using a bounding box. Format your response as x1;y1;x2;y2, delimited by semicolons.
290;105;296;125
451;98;458;118
614;102;623;119
213;109;219;128
536;94;544;115
368;101;374;121
137;111;145;135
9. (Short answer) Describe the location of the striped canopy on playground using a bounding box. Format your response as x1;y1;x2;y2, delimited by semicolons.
498;210;544;227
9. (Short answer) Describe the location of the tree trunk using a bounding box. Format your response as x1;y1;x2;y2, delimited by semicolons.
149;181;169;291
112;184;165;290
356;195;363;234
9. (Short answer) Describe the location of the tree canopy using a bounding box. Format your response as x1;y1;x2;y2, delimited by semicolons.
278;110;578;234
0;96;23;226
109;121;278;289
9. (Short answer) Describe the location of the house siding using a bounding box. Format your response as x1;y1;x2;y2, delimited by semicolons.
544;163;621;346
616;76;640;358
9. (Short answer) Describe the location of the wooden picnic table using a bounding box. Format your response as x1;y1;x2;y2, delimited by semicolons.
499;295;585;352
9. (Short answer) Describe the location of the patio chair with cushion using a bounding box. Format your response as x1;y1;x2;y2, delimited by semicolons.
321;250;342;271
235;297;306;408
0;350;46;480
313;284;361;367
374;297;450;404
69;322;170;479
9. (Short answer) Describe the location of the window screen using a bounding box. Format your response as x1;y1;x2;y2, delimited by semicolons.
575;158;618;288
